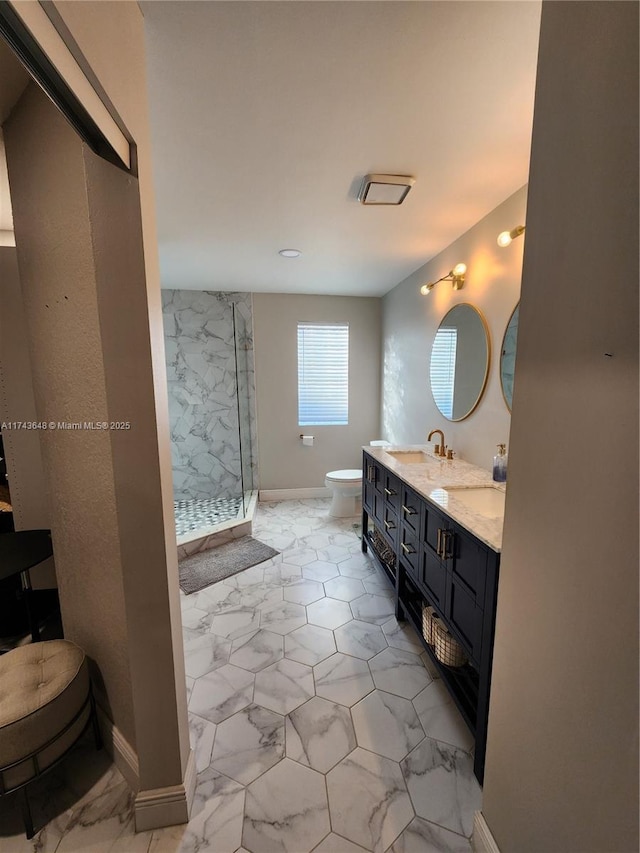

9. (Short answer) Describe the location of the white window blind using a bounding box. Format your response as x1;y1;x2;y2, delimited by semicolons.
298;322;349;426
430;327;457;419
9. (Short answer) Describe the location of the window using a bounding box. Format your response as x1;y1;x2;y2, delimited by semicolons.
297;322;349;426
430;327;457;419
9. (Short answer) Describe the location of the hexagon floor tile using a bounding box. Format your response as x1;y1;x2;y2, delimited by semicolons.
254;658;315;714
283;578;325;605
400;738;481;838
307;597;353;630
337;553;376;579
184;767;245;853
243;759;330;853
209;606;261;641
326;747;414;853
350;593;396;625
388;816;473;853
351;690;425;761
302;560;341;582
189;663;255;724
286;696;356;773
183;631;232;679
260;600;307;635
334;619;388;660
313;834;370;853
369;647;432;699
211;704;284;785
412;680;474;753
381;617;425;655
228;629;284;673
284;623;337;666
324;576;366;602
314;653;374;707
189;713;217;773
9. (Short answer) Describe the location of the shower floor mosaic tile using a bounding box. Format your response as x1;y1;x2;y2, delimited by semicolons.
0;499;480;852
174;496;244;537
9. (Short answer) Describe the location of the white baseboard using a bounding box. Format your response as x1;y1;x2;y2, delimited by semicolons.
259;487;331;501
97;705;197;832
96;705;139;791
134;748;196;832
472;811;501;853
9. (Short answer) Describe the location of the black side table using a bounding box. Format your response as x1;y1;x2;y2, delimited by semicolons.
0;530;53;644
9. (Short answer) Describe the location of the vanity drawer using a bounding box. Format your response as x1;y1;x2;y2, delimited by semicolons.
382;471;401;512
399;528;419;579
421;548;447;612
400;486;422;538
381;505;399;550
446;576;483;665
363;453;383;492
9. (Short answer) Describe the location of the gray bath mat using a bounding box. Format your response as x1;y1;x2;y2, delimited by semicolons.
179;536;279;595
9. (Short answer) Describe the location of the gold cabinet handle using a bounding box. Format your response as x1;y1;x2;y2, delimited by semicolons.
384;487;397;497
442;530;454;560
401;542;416;555
384;519;396;530
436;528;443;558
402;504;417;516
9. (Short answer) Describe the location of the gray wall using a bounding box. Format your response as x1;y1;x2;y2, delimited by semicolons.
162;290;256;502
253;293;381;490
382;187;526;470
481;2;638;851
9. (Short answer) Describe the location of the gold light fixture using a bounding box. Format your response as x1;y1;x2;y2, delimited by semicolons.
420;263;467;295
497;225;525;247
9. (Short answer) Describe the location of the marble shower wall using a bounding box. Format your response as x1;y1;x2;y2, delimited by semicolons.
162;290;257;502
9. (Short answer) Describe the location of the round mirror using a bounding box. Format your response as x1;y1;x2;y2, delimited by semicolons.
429;303;490;421
500;303;519;412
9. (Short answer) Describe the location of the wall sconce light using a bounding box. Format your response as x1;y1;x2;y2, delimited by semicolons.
420;263;467;295
497;225;525;247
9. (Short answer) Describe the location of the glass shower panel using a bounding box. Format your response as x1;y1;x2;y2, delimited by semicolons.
233;302;255;515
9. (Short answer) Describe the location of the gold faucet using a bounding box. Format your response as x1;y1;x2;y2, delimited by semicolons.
427;429;447;457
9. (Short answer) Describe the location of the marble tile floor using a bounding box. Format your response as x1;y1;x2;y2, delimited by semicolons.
0;498;480;853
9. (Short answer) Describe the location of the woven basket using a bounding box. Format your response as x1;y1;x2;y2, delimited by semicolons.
433;620;468;668
371;527;396;571
421;604;441;647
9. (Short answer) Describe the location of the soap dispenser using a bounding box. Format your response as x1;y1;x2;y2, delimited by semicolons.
493;444;508;483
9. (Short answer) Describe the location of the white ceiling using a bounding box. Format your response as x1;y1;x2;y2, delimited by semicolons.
142;1;542;296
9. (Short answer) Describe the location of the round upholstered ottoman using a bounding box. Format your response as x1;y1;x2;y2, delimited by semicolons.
0;640;100;838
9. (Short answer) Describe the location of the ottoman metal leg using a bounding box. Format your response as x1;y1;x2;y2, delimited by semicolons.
89;689;103;751
19;787;34;840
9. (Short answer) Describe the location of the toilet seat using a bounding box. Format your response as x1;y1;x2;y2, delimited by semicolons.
325;469;362;484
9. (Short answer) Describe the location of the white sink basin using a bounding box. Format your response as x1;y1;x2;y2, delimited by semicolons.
444;486;506;518
385;450;432;464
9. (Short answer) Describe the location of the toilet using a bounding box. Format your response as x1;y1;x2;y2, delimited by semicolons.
325;442;390;518
325;469;362;518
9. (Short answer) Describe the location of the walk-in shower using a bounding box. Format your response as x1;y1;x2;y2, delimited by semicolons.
162;291;257;549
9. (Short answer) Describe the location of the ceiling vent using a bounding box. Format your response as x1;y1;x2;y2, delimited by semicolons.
358;173;415;205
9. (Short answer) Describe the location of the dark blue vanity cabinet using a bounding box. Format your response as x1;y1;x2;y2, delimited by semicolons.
361;450;500;784
362;456;399;585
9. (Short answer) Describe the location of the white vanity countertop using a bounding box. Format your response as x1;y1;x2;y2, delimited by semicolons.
363;445;506;552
